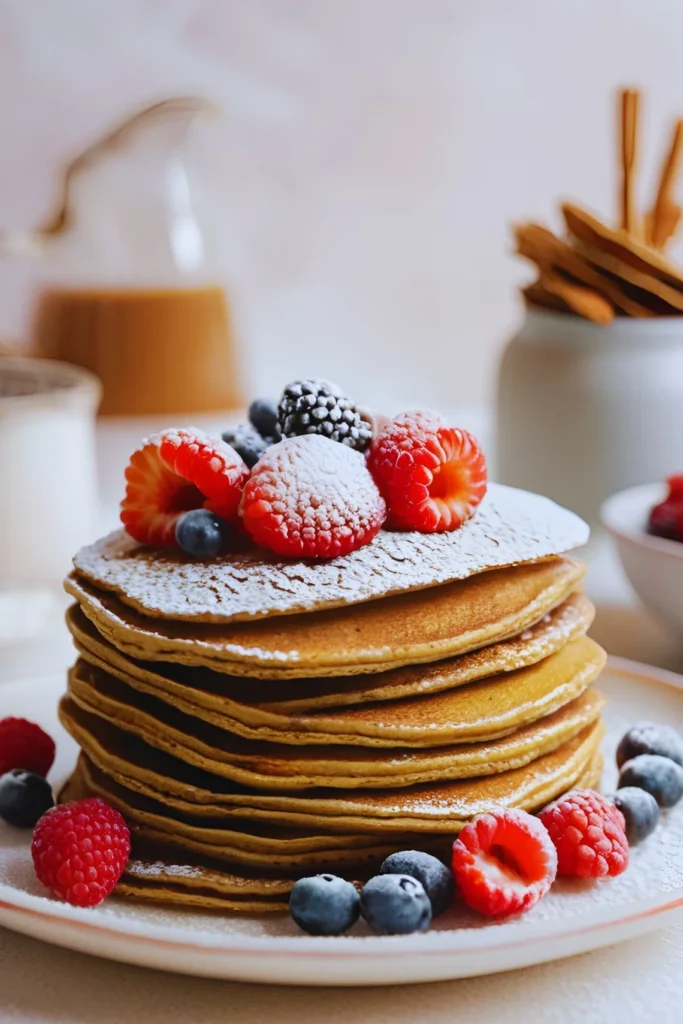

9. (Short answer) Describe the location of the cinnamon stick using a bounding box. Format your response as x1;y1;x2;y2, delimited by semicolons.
619;88;641;235
646;119;683;248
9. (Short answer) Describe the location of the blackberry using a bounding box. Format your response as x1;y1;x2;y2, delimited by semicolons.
277;379;372;452
222;424;274;469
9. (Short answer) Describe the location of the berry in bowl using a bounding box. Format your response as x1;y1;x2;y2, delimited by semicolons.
601;477;683;638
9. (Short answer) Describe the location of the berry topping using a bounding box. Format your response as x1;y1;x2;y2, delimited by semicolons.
613;787;660;844
278;379;372;452
175;509;229;558
289;874;360;936
248;397;280;439
380;850;454;917
120;428;250;548
360;874;432;935
221;424;273;469
539;789;629;878
0;717;55;778
367;412;488;533
616;722;683;769
0;770;54;828
618;754;683;808
32;797;131;907
648;475;683;542
240;435;386;558
451;808;557;918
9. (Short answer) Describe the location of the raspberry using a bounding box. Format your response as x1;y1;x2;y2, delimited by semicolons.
367;412;488;532
240;435;386;558
120;428;250;548
451;809;557;918
648;475;683;542
538;789;629;878
0;718;55;777
31;798;131;907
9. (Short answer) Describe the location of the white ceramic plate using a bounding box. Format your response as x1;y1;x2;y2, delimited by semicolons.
1;660;683;987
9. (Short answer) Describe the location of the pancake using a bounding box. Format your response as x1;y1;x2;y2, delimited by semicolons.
71;484;589;624
67;633;604;748
60;670;604;791
69;751;606;913
65;556;586;679
67;592;595;715
65;689;604;832
63;721;604;871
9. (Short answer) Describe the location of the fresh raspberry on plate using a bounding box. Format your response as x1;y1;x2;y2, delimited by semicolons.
538;789;629;878
0;717;55;777
451;808;557;918
120;428;250;547
32;797;131;907
240;434;386;558
367;412;487;532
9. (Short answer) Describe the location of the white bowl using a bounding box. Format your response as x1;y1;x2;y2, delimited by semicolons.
601;482;683;636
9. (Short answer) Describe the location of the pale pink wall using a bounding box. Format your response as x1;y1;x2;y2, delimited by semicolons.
2;0;683;410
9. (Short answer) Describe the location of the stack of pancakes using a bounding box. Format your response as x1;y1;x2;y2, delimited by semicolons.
58;484;604;913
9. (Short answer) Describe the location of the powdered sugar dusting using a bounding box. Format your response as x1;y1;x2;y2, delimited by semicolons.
73;484;589;624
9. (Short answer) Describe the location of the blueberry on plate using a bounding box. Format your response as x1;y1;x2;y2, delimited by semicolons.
380;850;453;917
248;398;280;439
175;509;228;558
616;722;683;769
360;874;432;935
0;769;54;828
618;754;683;808
221;423;273;469
613;787;660;844
289;874;360;936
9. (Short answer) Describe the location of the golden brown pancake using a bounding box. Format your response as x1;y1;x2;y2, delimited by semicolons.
65;556;586;678
67;751;605;913
67;633;604;748
65;688;604;833
71;485;589;624
62;721;603;871
66;593;594;712
60;665;604;791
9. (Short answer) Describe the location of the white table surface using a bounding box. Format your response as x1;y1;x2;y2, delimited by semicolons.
2;534;683;1022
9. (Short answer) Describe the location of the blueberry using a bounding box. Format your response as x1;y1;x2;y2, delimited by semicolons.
616;722;683;769
618;754;683;808
248;398;280;439
175;509;227;558
360;874;432;935
380;851;453;917
0;769;54;828
613;787;660;844
222;424;272;469
289;874;360;936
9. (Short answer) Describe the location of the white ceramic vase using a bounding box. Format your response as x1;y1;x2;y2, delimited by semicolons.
496;310;683;527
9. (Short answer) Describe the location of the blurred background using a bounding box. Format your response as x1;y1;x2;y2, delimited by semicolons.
4;0;683;408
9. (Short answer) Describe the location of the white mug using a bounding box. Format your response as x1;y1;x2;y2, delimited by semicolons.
0;357;101;583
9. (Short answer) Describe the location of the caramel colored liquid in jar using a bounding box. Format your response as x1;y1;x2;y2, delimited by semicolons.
32;286;242;416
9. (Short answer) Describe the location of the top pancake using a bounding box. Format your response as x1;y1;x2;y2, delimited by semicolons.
71;484;589;624
65;556;585;678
